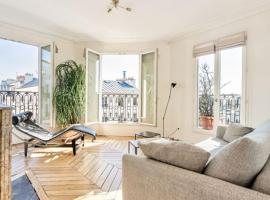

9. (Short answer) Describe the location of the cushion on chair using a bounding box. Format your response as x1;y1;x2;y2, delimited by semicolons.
252;156;270;195
139;139;210;173
12;111;33;125
204;120;270;187
223;123;254;142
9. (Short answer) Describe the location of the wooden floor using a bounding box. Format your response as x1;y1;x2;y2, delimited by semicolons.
12;136;133;200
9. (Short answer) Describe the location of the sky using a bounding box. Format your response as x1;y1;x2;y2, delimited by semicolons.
101;54;140;87
198;46;242;95
0;38;38;82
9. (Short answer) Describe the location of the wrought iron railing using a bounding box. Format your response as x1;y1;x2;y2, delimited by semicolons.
0;91;39;121
198;93;241;126
102;94;138;123
219;94;241;124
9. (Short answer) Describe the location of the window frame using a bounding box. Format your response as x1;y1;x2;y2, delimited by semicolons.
193;45;247;134
93;50;158;126
139;49;158;127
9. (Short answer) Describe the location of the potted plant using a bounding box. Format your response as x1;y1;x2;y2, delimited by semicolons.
54;60;85;128
198;63;214;130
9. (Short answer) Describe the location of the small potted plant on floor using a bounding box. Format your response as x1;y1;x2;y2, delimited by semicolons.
54;60;86;130
198;63;214;130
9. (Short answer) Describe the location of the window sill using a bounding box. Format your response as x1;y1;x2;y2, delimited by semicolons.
192;127;215;136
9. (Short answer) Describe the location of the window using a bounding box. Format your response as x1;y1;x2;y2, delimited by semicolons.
219;47;243;125
85;49;157;125
40;45;53;126
195;32;246;130
197;54;215;130
101;54;139;123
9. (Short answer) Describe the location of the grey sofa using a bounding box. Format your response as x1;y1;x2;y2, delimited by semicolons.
122;125;270;200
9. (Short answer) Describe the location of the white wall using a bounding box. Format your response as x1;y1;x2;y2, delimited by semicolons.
169;10;270;143
76;41;172;136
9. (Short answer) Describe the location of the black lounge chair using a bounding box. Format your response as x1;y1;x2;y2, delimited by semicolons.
12;111;96;157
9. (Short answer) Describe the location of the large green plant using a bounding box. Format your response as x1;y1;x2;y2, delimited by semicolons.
54;60;85;126
199;63;214;117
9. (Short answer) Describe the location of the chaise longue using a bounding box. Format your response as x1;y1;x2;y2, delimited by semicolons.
12;111;96;156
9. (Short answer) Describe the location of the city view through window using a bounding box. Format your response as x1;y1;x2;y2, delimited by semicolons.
0;38;39;118
101;55;140;123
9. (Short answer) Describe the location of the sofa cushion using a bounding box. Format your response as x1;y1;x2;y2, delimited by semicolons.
215;125;227;139
139;139;210;173
204;120;270;187
196;137;228;157
252;157;270;195
223;123;254;142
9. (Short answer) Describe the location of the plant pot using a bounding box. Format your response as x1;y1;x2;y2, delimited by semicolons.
199;116;214;130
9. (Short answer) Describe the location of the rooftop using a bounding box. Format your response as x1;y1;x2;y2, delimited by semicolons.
102;80;139;95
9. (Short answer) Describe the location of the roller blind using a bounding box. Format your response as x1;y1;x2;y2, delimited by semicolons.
215;32;246;50
193;32;247;57
193;41;215;57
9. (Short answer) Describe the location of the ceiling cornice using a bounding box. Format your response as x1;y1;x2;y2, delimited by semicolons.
169;3;270;43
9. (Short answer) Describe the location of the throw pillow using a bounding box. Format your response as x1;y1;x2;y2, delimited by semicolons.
223;123;254;142
215;125;227;139
252;157;270;195
139;139;210;173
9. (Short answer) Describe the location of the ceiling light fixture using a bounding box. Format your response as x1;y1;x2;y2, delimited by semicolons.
107;0;132;13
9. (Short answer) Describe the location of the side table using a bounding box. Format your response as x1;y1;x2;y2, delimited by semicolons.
128;140;139;155
134;131;161;140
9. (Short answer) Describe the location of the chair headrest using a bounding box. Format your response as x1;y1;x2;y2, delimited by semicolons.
12;111;33;125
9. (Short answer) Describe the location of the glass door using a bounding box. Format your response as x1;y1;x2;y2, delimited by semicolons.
140;50;157;125
85;49;101;124
39;44;54;127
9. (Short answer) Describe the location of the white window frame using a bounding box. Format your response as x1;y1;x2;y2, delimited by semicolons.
85;50;158;126
193;46;247;134
38;42;55;127
139;49;158;127
85;48;102;125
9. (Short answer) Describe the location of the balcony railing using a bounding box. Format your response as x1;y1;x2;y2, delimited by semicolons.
0;91;39;121
102;94;138;123
219;94;241;124
0;90;240;125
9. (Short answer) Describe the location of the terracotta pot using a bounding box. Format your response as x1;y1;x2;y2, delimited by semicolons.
200;116;214;130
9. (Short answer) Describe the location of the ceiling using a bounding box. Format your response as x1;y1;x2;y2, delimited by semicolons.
0;0;270;43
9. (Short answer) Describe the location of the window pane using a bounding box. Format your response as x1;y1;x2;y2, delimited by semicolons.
141;52;156;125
40;45;52;126
219;47;243;124
86;51;100;123
197;54;215;130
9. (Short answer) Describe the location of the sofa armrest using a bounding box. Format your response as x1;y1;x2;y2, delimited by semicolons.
122;155;270;200
216;125;227;139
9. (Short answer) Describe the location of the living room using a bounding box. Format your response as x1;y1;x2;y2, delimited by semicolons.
0;0;270;200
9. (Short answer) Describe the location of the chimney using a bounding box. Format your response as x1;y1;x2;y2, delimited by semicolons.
123;71;126;80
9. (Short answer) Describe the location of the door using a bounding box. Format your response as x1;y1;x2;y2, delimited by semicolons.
39;44;54;127
85;49;101;124
140;50;157;126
